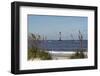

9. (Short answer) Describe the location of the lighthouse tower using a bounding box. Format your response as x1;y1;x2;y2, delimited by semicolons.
59;32;62;41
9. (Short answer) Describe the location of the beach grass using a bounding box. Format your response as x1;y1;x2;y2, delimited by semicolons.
70;51;87;59
28;47;52;60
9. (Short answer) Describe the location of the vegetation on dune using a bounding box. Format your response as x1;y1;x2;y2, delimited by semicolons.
70;51;87;59
70;30;87;59
28;33;52;60
28;47;52;60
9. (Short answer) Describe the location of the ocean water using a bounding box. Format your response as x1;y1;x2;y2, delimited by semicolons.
38;40;87;51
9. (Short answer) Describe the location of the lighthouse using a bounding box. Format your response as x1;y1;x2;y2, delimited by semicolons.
59;32;62;41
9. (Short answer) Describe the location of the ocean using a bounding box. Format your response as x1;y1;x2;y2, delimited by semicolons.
29;40;88;52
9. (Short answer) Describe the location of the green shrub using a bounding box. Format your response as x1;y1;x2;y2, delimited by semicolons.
70;51;86;59
28;47;52;60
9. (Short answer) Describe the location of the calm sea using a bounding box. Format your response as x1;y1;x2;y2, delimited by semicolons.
37;40;87;51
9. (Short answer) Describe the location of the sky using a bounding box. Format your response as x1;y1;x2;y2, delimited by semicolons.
28;15;88;40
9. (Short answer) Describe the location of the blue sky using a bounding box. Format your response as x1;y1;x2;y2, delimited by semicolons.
28;15;88;40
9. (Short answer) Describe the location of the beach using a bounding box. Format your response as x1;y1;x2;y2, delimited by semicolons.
48;51;87;60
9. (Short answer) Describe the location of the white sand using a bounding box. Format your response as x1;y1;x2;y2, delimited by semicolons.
48;51;87;60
